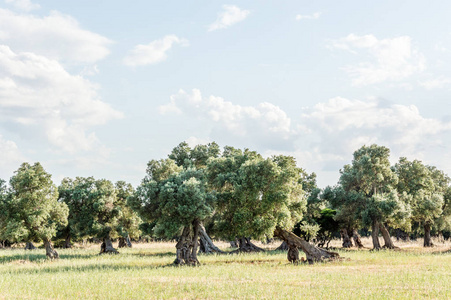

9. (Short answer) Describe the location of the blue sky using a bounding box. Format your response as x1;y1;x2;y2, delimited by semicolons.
1;0;451;187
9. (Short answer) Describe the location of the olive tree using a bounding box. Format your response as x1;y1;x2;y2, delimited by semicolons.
339;145;410;250
130;160;215;265
58;177;120;254
207;148;339;263
6;162;68;258
394;158;449;247
168;142;224;253
115;181;141;248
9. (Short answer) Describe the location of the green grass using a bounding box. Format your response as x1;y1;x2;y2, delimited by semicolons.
0;241;450;299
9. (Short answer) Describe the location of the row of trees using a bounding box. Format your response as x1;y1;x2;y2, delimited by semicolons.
0;142;450;263
0;163;141;258
129;142;337;265
320;145;451;250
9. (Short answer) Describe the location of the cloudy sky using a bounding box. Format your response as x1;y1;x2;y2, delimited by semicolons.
1;0;451;187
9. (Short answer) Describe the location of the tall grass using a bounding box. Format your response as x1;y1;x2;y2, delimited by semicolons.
0;239;449;299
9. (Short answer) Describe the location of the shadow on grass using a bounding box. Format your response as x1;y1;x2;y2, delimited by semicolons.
3;261;170;275
133;251;175;258
0;251;104;264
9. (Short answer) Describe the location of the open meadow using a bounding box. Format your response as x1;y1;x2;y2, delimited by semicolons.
0;238;450;300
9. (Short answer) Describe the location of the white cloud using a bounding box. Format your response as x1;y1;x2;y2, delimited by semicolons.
4;0;40;11
419;77;451;89
330;34;426;85
159;89;295;148
0;8;112;63
159;89;451;186
301;97;451;158
0;45;123;153
123;35;188;67
0;135;26;178
296;12;321;20
208;5;250;32
185;136;211;148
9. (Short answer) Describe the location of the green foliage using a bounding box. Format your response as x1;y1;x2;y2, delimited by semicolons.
338;145;410;230
296;221;320;241
133;164;215;239
145;159;183;182
394;158;450;232
4;162;68;243
58;177;120;240
323;185;365;230
207;148;306;240
115;181;141;239
169;141;220;169
340;144;398;196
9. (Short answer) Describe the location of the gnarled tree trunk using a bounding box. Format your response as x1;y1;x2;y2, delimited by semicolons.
379;223;397;249
64;234;72;249
174;227;191;265
274;227;339;264
424;223;433;247
232;237;265;253
287;244;300;263
229;239;238;248
100;235;119;254
174;223;200;266
118;235;132;248
340;228;353;248
43;238;59;259
198;223;224;254
371;219;381;250
24;242;36;250
351;229;364;248
190;220;200;266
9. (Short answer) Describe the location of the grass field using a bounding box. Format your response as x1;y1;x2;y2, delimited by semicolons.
0;238;450;299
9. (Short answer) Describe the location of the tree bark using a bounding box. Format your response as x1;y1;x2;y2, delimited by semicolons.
371;219;382;250
64;234;72;249
274;227;339;264
174;227;191;265
229;239;238;248
24;242;36;250
340;228;353;248
379;223;397;249
351;229;364;248
424;223;433;247
99;236;119;254
287;244;300;263
43;238;59;259
198;224;224;254
174;225;200;266
189;220;200;266
231;237;265;253
118;235;132;248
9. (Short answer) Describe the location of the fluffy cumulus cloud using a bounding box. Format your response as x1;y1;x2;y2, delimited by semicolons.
0;135;26;177
330;34;426;85
208;5;250;32
0;46;123;153
296;12;321;20
4;0;40;11
160;88;451;185
0;8;112;63
159;89;295;148
123;35;188;67
301;97;451;166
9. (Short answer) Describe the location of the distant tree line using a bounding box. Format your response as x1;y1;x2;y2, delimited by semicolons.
0;143;450;264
